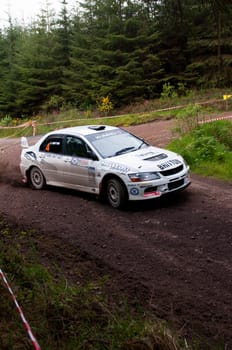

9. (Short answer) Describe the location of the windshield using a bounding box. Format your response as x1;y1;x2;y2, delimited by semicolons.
86;129;148;158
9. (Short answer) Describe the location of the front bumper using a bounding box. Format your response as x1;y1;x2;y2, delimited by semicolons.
127;172;191;201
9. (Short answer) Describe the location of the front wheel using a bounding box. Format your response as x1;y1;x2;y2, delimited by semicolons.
106;178;127;209
29;166;46;190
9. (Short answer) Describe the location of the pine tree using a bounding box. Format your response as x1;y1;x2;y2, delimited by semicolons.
0;21;23;117
15;8;61;115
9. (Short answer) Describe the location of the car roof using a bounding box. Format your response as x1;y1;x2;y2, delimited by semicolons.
49;125;118;137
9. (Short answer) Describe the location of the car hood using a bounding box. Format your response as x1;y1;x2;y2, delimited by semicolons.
106;146;184;172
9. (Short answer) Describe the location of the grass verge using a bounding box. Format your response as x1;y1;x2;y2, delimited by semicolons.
168;120;232;181
0;216;191;350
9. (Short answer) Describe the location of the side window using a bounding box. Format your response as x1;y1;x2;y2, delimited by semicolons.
40;136;63;154
65;136;90;158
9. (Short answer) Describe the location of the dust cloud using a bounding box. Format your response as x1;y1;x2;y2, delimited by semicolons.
0;142;21;185
0;162;19;184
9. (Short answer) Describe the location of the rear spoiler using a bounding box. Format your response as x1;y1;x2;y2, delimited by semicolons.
21;136;29;148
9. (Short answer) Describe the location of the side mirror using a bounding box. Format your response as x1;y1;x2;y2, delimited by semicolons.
87;150;98;161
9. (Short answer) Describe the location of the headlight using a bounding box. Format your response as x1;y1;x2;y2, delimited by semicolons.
128;172;160;182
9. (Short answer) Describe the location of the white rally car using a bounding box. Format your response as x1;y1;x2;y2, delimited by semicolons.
20;125;190;208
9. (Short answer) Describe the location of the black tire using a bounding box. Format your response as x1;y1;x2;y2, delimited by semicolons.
106;178;127;209
29;166;46;190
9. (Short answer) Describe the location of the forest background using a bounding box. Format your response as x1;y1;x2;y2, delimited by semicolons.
0;0;231;118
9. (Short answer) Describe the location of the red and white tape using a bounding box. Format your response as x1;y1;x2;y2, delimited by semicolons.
0;268;41;350
199;114;232;124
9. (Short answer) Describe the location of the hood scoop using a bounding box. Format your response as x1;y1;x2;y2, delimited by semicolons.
144;153;168;161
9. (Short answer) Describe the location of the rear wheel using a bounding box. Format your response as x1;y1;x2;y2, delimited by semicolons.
29;166;46;190
106;178;127;209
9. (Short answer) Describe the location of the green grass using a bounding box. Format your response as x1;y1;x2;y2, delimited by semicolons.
168;120;232;181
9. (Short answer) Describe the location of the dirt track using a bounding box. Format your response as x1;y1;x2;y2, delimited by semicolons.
0;119;232;348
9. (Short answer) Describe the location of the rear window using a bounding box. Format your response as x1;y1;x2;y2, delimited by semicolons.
40;136;63;154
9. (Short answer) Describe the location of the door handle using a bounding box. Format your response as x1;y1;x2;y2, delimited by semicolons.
64;157;72;162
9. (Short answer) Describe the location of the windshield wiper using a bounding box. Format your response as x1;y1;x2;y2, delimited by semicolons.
137;140;147;150
115;146;135;156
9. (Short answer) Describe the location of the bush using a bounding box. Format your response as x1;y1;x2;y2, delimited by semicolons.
160;82;177;99
175;104;204;134
97;96;113;116
168;120;232;181
191;134;226;162
0;115;13;127
195;120;232;150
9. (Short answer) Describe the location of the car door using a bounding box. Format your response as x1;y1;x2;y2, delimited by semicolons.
63;135;98;189
38;135;66;184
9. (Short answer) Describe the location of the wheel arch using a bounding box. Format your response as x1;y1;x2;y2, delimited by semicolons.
26;165;46;188
100;173;129;200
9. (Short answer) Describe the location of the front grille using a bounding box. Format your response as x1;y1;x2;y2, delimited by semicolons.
160;165;184;176
168;179;185;190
